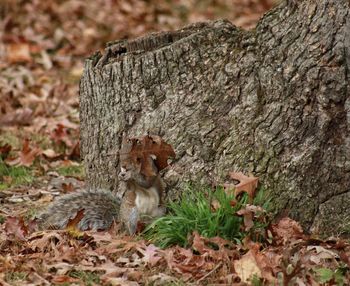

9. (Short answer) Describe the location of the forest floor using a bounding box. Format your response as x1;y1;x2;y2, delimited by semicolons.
0;1;349;285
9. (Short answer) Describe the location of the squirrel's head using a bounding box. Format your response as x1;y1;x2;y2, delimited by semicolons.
119;156;142;181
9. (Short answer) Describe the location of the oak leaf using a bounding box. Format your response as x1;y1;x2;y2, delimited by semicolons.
137;244;162;267
0;107;33;126
270;217;304;245
50;124;73;147
224;172;258;200
4;216;28;241
233;249;262;283
5;43;32;63
5;139;42;167
237;205;265;231
120;135;175;177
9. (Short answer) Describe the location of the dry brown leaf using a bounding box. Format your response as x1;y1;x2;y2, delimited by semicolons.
42;148;63;160
237;208;254;232
0;107;33;126
126;270;143;282
271;217;304;245
306;245;339;264
28;231;64;252
51;275;80;284
237;205;265;232
233;249;262;283
50;124;73;147
4;216;28;241
192;231;237;262
120;135;175;177
5;139;42;167
225;172;259;200
5;43;32;63
137;244;162;267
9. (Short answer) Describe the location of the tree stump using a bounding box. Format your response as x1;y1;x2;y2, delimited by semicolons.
80;0;350;235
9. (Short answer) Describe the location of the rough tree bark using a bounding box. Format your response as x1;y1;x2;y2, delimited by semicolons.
80;0;350;235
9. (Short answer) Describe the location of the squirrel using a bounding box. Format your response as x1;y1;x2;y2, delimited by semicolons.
37;147;166;234
118;153;166;234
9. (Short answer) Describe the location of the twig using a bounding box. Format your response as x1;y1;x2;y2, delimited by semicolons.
195;261;223;284
0;208;10;215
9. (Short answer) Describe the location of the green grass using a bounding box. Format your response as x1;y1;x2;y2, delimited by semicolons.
314;267;347;285
56;164;84;178
5;271;28;283
0;159;34;190
30;133;52;150
144;185;271;248
0;132;21;149
68;270;100;286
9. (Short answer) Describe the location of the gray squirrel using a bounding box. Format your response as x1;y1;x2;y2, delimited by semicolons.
37;138;168;234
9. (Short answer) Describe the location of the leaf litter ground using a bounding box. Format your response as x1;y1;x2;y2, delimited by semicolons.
1;0;349;285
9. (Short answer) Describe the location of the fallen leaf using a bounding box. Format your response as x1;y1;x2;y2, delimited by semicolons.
237;207;254;231
0;107;33;126
50;124;73;147
126;270;143;282
28;231;64;252
137;244;162;266
5;43;32;63
4;216;28;241
237;205;265;231
5;138;42;167
271;217;304;245
148;273;177;285
225;172;259;200
306;245;339;264
42;148;62;160
51;275;80;284
233;249;262;283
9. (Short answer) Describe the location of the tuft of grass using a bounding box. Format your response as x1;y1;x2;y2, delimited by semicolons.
144;185;271;248
68;270;100;286
56;164;84;178
0;215;5;224
0;131;21;149
24;207;40;221
144;186;237;247
30;133;52;150
251;274;264;286
252;186;272;212
0;159;34;190
5;271;27;283
314;267;346;285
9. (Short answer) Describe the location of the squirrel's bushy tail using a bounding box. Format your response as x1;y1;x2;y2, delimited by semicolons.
37;189;121;231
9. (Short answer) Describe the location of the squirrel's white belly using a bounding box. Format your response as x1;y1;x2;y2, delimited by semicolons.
135;187;159;216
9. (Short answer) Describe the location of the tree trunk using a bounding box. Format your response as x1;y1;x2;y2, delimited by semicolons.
79;0;350;236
